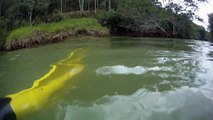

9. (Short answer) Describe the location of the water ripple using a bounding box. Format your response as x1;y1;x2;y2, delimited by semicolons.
62;86;213;120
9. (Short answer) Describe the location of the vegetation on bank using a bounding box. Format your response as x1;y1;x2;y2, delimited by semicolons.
97;1;207;40
5;18;109;50
0;0;211;50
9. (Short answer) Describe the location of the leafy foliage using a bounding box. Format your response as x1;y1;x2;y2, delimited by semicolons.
0;18;7;49
97;11;136;34
98;0;207;39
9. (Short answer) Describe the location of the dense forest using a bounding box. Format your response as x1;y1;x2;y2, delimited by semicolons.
0;0;210;50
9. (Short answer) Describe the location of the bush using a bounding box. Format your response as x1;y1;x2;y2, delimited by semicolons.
48;12;64;22
97;11;135;34
0;19;8;50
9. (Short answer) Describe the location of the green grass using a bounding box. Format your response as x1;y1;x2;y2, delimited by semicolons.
6;18;109;47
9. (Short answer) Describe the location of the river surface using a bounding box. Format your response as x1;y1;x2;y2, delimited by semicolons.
0;37;213;120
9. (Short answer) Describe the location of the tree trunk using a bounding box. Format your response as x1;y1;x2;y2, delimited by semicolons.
97;0;99;11
82;0;84;14
79;0;84;16
0;0;3;16
64;0;67;12
88;0;90;12
94;0;97;13
44;11;48;23
78;0;82;15
172;23;177;37
29;9;33;27
60;0;63;14
108;0;111;11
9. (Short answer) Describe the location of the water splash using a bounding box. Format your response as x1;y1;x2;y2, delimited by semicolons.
96;65;146;75
95;65;173;75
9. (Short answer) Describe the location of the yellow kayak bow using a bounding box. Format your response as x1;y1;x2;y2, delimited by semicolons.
0;48;87;120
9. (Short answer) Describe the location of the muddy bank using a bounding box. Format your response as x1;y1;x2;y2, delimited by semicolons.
5;29;109;51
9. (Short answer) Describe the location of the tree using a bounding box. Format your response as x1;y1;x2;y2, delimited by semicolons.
108;0;111;11
3;0;27;29
36;0;50;22
162;8;193;38
0;18;7;49
159;0;208;38
94;0;97;13
61;0;63;14
117;0;166;32
0;0;3;16
194;25;206;40
78;0;85;15
162;0;207;20
26;0;36;26
97;0;99;11
209;13;213;41
87;0;90;11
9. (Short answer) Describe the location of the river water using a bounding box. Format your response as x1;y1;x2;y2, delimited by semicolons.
0;37;213;120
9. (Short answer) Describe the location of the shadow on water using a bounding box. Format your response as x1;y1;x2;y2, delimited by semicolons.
109;37;194;51
0;51;6;56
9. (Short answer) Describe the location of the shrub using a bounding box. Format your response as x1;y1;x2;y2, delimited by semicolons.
0;19;8;50
97;11;135;34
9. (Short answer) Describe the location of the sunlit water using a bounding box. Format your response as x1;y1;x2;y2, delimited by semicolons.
0;37;213;120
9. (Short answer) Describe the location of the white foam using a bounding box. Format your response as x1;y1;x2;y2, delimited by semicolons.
96;65;147;75
95;65;173;75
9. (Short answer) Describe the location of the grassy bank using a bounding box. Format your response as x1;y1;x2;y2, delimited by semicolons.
5;18;109;50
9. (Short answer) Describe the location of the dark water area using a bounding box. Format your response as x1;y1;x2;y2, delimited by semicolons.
0;37;213;120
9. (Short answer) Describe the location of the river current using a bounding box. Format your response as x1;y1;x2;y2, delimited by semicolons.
0;37;213;120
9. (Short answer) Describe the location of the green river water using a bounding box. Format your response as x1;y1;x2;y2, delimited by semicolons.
0;37;213;120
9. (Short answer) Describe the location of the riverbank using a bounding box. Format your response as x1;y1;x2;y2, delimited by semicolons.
5;18;109;51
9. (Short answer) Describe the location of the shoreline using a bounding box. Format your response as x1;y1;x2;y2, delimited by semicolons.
4;18;110;51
